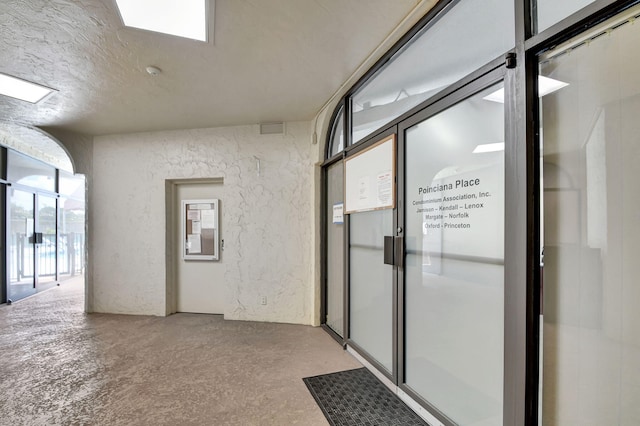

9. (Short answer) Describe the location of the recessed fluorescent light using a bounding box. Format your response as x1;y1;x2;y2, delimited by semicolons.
473;142;505;154
115;0;208;41
0;73;55;104
483;76;570;103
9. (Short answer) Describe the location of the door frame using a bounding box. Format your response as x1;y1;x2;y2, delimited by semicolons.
340;60;528;426
6;185;60;303
165;177;224;316
343;125;400;385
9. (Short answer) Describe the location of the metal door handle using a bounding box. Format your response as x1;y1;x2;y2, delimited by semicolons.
384;236;404;267
384;236;394;265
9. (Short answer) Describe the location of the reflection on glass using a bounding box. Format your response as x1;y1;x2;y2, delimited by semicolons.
7;150;56;192
404;84;504;425
540;8;640;425
535;0;597;34
350;209;393;372
352;0;514;144
8;189;35;301
326;162;344;336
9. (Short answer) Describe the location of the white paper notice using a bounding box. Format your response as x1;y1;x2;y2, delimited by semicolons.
187;234;201;254
187;210;201;221
201;209;216;229
377;170;392;205
191;220;202;234
332;203;344;224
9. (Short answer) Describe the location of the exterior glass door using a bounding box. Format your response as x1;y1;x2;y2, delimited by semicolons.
7;190;59;302
401;82;505;425
37;195;58;288
8;188;35;302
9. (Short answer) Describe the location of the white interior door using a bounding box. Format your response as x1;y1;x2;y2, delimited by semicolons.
176;183;225;314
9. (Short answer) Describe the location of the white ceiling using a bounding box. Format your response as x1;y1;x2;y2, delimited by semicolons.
0;0;423;142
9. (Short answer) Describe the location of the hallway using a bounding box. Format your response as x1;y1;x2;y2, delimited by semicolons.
0;277;361;425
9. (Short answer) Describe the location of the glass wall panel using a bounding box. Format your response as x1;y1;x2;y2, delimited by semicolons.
540;8;640;425
352;0;514;144
329;106;345;158
350;208;393;372
58;172;85;280
326;162;344;336
404;84;504;425
535;0;597;34
7;150;56;192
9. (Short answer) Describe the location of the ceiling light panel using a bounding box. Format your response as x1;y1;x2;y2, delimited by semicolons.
0;73;55;104
116;0;208;41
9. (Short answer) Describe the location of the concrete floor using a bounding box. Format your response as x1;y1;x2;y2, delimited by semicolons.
0;277;361;425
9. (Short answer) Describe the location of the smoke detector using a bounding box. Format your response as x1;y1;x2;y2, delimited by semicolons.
145;66;162;76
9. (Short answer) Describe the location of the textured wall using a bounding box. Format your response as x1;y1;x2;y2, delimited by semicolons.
92;122;315;324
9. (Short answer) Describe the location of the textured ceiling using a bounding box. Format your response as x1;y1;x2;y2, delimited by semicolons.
0;0;421;139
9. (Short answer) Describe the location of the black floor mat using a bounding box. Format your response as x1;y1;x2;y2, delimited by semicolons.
303;367;428;426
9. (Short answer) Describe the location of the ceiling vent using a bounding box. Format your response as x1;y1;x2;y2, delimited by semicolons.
260;122;285;135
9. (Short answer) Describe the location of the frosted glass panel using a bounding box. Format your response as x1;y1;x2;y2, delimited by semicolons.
404;84;504;425
349;209;393;372
540;9;640;425
352;0;514;144
326;162;344;336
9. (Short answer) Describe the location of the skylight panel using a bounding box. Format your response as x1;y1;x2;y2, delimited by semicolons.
115;0;208;42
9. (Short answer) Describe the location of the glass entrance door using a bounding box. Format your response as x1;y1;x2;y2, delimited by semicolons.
8;188;36;302
7;190;59;302
400;82;505;425
342;75;508;423
37;195;58;289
